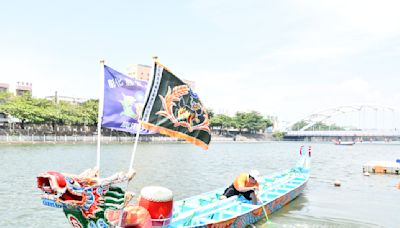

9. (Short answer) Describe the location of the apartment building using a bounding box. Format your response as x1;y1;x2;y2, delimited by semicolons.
126;64;196;89
0;81;32;96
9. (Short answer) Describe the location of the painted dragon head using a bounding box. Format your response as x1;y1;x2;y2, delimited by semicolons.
37;168;138;227
37;171;90;207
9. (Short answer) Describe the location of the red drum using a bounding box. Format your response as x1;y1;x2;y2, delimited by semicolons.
139;186;173;227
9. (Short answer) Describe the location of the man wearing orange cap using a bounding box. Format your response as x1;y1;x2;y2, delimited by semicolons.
220;170;261;204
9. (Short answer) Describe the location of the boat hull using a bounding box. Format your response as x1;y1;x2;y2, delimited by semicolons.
200;182;307;228
170;151;311;228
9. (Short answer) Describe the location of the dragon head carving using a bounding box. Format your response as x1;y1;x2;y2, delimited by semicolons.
37;168;103;220
37;171;91;207
37;168;138;227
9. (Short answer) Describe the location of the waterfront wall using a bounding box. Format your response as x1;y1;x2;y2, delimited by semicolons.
0;133;274;143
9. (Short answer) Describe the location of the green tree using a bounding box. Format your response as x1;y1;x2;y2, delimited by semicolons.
243;111;272;133
210;114;234;134
0;91;12;103
78;99;99;125
207;108;214;119
272;131;284;140
0;94;51;129
309;121;345;131
0;94;99;131
233;111;272;134
291;120;346;131
233;112;246;133
291;120;308;131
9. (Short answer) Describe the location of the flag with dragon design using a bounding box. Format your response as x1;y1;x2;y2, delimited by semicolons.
141;61;211;150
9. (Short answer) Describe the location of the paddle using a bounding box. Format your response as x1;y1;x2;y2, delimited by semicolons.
255;190;272;224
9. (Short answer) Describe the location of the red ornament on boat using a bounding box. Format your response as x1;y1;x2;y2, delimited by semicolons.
139;186;173;227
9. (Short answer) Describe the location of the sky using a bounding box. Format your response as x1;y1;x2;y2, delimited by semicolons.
1;0;400;124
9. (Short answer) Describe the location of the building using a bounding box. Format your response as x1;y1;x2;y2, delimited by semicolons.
0;81;32;96
0;112;7;123
45;93;89;104
16;81;32;96
0;112;20;126
0;83;9;93
127;64;152;81
126;64;196;89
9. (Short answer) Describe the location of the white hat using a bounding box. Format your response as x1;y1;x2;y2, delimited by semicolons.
249;170;261;182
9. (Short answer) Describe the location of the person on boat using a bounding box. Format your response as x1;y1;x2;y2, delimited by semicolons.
220;170;261;204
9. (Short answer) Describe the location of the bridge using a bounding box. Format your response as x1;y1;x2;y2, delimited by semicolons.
282;104;400;141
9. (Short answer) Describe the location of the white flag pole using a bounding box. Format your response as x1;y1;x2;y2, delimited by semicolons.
128;56;158;171
116;122;142;227
96;59;105;178
128;122;142;171
117;89;144;228
117;57;158;227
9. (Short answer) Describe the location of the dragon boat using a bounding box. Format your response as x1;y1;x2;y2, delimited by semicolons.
36;146;311;228
36;59;311;227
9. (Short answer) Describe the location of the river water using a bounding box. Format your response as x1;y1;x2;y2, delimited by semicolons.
0;142;399;227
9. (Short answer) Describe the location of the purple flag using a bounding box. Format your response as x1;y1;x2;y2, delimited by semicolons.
101;65;152;134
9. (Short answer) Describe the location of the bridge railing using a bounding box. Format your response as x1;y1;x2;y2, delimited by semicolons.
286;130;400;137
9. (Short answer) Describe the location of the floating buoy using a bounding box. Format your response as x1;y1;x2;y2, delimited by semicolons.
363;172;370;176
334;180;341;187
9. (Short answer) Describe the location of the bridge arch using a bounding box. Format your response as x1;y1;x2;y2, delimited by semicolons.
289;103;400;131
